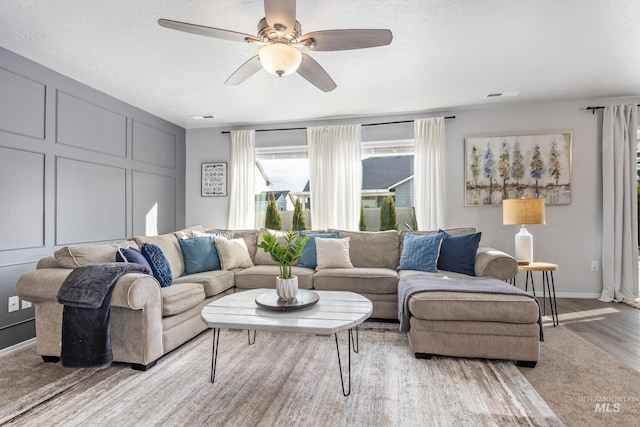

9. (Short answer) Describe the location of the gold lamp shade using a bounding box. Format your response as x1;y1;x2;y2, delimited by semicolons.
503;198;546;225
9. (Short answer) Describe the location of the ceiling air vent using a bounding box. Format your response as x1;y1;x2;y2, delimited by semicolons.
483;91;520;99
189;115;216;120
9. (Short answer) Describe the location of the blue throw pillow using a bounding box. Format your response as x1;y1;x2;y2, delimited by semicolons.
298;231;339;269
140;243;173;288
178;236;221;274
437;230;482;276
398;233;444;272
115;247;152;275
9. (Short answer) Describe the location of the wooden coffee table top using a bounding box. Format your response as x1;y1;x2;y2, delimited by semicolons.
201;288;373;335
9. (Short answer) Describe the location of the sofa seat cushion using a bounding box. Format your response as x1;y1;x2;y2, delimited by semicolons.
408;291;539;324
161;282;205;316
172;270;235;297
234;265;314;290
313;268;399;294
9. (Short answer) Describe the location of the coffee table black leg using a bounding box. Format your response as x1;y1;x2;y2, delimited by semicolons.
334;329;352;397
248;330;256;345
210;328;220;383
351;325;359;353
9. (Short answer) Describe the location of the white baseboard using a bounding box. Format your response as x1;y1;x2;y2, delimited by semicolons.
554;292;601;299
0;338;36;358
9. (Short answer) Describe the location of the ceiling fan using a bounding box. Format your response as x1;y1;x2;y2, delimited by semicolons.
158;0;393;92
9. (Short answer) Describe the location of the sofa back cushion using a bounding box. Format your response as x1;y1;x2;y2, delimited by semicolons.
254;229;286;266
54;240;138;269
133;233;184;278
330;230;400;269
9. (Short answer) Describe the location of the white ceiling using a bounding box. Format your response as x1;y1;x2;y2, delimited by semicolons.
1;0;639;129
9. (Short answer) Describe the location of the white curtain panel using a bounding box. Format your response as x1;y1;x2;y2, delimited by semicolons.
600;104;639;302
414;117;446;230
307;125;362;230
227;130;255;229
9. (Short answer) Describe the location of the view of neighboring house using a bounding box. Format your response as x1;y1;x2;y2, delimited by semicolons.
361;155;414;208
255;191;295;212
298;155;415;209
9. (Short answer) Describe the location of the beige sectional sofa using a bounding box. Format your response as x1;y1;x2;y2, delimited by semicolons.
16;226;540;371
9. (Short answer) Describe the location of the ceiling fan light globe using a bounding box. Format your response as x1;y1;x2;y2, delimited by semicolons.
259;43;302;77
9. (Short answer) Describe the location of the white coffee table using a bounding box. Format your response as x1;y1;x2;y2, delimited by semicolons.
200;288;373;396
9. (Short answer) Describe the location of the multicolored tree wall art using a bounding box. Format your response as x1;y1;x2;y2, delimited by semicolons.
465;133;572;206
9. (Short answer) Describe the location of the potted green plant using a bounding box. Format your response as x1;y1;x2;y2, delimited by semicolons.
257;231;309;300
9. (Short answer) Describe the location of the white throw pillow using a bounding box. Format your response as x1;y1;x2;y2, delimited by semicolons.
214;237;254;270
315;237;353;270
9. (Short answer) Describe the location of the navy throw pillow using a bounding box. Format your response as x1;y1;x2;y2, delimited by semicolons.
115;247;152;275
398;232;444;272
437;230;482;276
178;236;221;274
140;243;173;288
298;231;339;269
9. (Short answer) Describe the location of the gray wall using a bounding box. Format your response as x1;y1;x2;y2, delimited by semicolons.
0;48;186;350
186;96;640;300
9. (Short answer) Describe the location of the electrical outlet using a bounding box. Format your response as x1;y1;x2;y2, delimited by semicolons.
22;300;32;309
8;296;19;313
591;261;599;272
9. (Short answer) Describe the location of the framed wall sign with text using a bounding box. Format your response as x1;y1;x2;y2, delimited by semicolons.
201;162;227;197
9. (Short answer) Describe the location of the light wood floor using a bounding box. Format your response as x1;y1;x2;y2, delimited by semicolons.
553;298;640;372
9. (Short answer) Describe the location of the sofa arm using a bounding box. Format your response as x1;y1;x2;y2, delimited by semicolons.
16;268;73;303
17;269;160;310
110;273;161;310
474;246;518;280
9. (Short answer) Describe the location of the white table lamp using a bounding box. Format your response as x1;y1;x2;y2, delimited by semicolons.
503;198;545;264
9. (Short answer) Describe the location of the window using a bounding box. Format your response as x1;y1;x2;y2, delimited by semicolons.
361;139;416;231
253;139;417;231
255;146;310;230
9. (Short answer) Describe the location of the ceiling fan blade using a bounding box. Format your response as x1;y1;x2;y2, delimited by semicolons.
264;0;296;34
225;55;263;86
299;29;393;51
297;54;336;92
158;18;260;44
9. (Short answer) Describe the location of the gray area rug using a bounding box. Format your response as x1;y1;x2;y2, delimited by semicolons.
519;325;640;427
1;323;560;426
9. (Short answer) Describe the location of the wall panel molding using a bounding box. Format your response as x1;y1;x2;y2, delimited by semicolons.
55;157;127;245
132;120;177;169
0;46;185;350
56;90;127;158
0;147;45;251
0;67;46;140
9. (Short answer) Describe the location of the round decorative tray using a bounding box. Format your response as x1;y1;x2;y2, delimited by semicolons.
255;289;320;311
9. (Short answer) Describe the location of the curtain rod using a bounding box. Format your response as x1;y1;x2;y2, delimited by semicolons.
220;116;455;134
586;105;640;114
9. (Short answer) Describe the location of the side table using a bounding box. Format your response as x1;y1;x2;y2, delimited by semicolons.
515;262;559;327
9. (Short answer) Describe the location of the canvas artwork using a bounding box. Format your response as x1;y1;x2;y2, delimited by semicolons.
465;133;572;206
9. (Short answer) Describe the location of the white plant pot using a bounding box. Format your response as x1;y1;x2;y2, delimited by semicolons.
276;276;298;300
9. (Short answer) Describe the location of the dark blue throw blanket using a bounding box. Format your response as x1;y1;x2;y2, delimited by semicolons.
57;263;150;367
398;273;543;341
